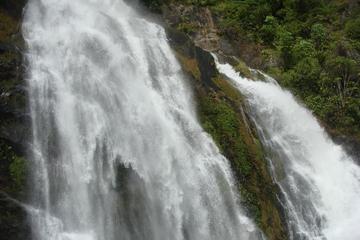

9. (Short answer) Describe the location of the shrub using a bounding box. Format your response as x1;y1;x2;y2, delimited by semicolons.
345;17;360;40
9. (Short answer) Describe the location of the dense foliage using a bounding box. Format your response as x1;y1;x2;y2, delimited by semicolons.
229;1;358;139
211;0;360;139
146;0;360;139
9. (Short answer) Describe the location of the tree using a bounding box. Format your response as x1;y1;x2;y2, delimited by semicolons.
292;38;316;63
311;23;327;49
276;28;294;68
326;56;358;107
345;17;360;40
260;15;278;44
282;57;321;94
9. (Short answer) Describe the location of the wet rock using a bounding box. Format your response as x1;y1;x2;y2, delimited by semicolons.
164;26;288;240
0;1;31;239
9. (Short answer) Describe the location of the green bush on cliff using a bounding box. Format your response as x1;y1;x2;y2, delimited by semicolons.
345;16;360;40
0;141;26;193
197;93;284;237
199;97;252;176
259;16;278;44
165;31;287;239
311;23;327;49
157;0;360;139
9;156;26;190
198;0;360;139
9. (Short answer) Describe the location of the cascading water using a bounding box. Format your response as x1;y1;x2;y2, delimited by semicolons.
22;0;261;240
214;57;360;240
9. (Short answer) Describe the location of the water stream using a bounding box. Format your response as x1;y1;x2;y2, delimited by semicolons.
22;1;260;240
215;57;360;240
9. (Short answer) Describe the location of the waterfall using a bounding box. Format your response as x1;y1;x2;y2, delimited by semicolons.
22;0;261;239
214;57;360;240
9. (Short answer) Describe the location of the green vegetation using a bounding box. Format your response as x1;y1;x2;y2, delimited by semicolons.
0;140;28;238
9;156;26;191
149;0;360;140
198;94;265;226
176;22;198;34
175;47;287;239
213;0;360;140
234;60;253;78
196;80;286;240
0;141;26;193
0;2;29;238
199;96;253;177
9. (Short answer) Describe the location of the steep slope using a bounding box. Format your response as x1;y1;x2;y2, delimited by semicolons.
165;19;288;240
142;0;360;151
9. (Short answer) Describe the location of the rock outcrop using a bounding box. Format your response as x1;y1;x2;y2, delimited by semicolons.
160;3;267;70
166;25;288;240
0;1;31;239
163;4;220;52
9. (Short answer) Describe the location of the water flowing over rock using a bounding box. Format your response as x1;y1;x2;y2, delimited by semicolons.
22;1;262;240
215;56;360;240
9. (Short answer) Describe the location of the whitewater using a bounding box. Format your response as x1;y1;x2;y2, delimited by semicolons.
215;57;360;240
22;0;261;240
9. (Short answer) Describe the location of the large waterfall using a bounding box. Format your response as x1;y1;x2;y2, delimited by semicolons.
215;59;360;240
22;0;260;240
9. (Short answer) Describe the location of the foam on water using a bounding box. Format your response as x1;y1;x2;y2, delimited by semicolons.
23;1;261;239
214;56;360;240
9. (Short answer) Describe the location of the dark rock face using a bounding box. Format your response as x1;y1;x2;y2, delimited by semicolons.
194;46;217;85
0;0;26;18
0;1;29;147
0;1;31;239
160;3;267;70
0;43;29;149
332;134;360;164
162;4;220;52
166;27;217;88
115;163;158;239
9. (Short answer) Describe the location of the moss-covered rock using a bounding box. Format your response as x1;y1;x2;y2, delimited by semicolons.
147;0;360;149
0;139;29;240
168;27;288;240
234;60;253;79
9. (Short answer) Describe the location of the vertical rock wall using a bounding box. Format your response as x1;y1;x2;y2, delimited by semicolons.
0;1;31;239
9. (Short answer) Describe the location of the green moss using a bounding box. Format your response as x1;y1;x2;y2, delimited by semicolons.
197;96;258;220
345;16;360;40
165;0;360;141
176;22;198;34
9;156;25;191
239;186;261;223
199;96;253;176
212;76;242;102
172;41;287;240
175;52;202;81
196;79;286;240
234;60;253;79
0;141;26;194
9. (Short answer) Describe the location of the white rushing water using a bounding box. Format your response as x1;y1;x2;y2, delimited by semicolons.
215;57;360;240
22;0;261;240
